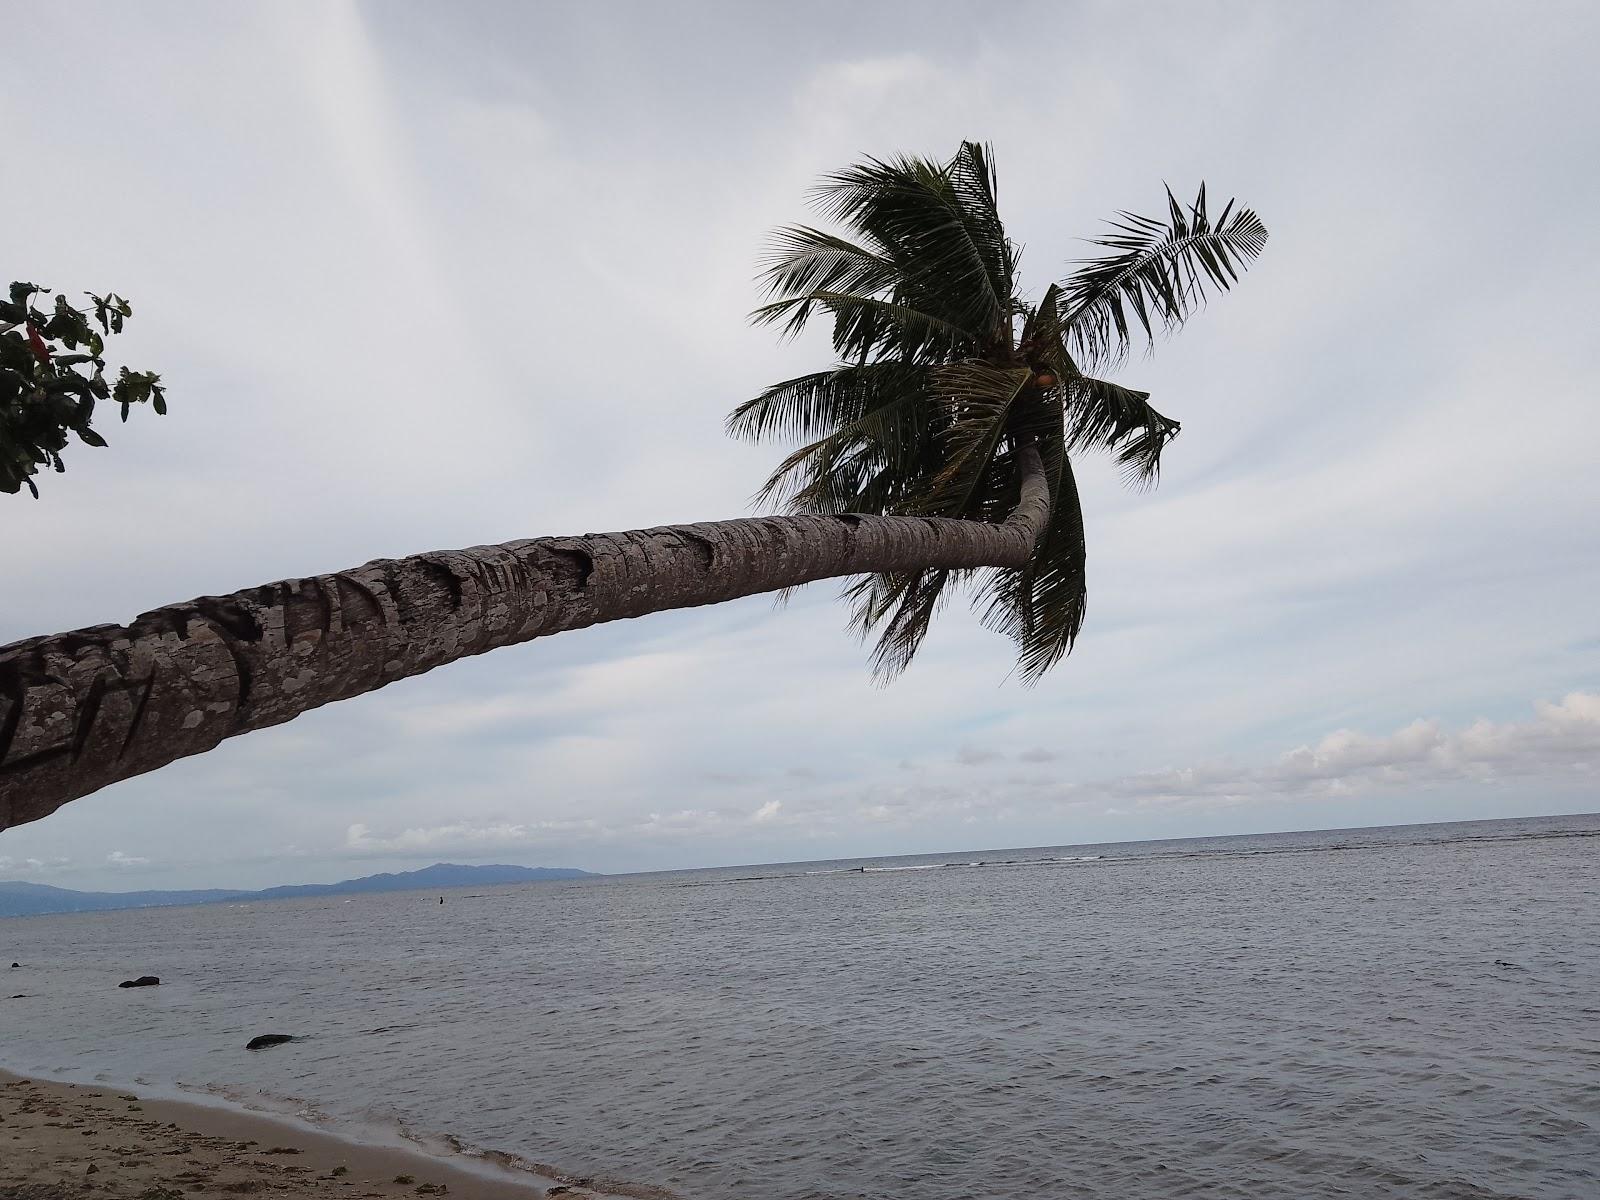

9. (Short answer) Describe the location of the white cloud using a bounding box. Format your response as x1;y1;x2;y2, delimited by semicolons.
9;692;1596;888
0;856;71;875
1093;693;1600;810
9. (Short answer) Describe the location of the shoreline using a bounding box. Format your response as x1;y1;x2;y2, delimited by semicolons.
0;1069;653;1200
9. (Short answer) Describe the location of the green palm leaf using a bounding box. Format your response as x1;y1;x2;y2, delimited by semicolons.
1061;183;1268;367
752;291;973;363
810;145;1011;341
916;363;1033;517
843;566;970;681
726;362;926;444
979;437;1088;681
1019;283;1181;487
730;362;932;512
758;225;899;302
1062;375;1180;488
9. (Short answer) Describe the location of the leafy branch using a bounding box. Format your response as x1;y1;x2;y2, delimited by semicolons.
0;281;166;498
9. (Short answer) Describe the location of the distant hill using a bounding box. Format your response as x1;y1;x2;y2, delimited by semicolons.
0;863;596;918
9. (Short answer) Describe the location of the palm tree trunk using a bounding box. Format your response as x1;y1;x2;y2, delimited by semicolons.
0;450;1049;831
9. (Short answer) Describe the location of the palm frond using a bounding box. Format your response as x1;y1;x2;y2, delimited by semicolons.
809;147;1010;342
978;436;1087;681
759;418;901;512
1016;284;1180;488
727;362;925;444
758;225;899;301
843;566;968;683
1109;419;1179;490
740;363;932;512
915;363;1032;517
943;141;1017;324
1061;375;1180;488
751;291;973;363
1016;283;1064;355
1060;184;1267;366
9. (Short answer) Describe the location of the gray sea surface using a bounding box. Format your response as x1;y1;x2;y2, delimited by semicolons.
3;813;1598;1199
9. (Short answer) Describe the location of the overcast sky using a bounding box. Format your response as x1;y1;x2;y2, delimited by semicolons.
2;1;1597;891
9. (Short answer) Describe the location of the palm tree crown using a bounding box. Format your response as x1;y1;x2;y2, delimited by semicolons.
728;141;1267;681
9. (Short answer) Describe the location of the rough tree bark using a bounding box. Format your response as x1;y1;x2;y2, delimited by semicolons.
0;449;1050;832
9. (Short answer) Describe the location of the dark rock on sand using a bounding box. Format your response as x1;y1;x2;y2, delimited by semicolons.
246;1034;298;1051
119;975;161;988
9;962;17;968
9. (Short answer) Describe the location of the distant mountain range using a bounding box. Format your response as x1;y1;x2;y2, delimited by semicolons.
0;863;597;918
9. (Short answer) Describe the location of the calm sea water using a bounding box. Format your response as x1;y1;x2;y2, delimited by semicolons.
3;813;1598;1199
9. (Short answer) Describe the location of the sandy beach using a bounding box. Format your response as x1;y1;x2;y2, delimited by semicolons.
0;1071;597;1200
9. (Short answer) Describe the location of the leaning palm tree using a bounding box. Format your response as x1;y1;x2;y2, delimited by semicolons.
730;143;1266;680
0;142;1265;832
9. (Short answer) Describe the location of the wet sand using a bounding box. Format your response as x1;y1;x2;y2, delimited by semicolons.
0;1071;597;1200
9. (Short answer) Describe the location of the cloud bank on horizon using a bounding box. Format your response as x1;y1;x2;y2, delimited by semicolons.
331;691;1600;854
5;691;1596;881
1;1;1596;889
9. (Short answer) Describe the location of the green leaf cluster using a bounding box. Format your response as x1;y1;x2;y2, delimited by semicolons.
0;281;166;498
730;143;1267;681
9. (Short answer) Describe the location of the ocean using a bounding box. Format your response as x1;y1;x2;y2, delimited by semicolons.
2;813;1597;1199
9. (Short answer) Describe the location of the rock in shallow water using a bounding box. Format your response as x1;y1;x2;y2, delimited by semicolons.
118;975;161;988
245;1034;298;1050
